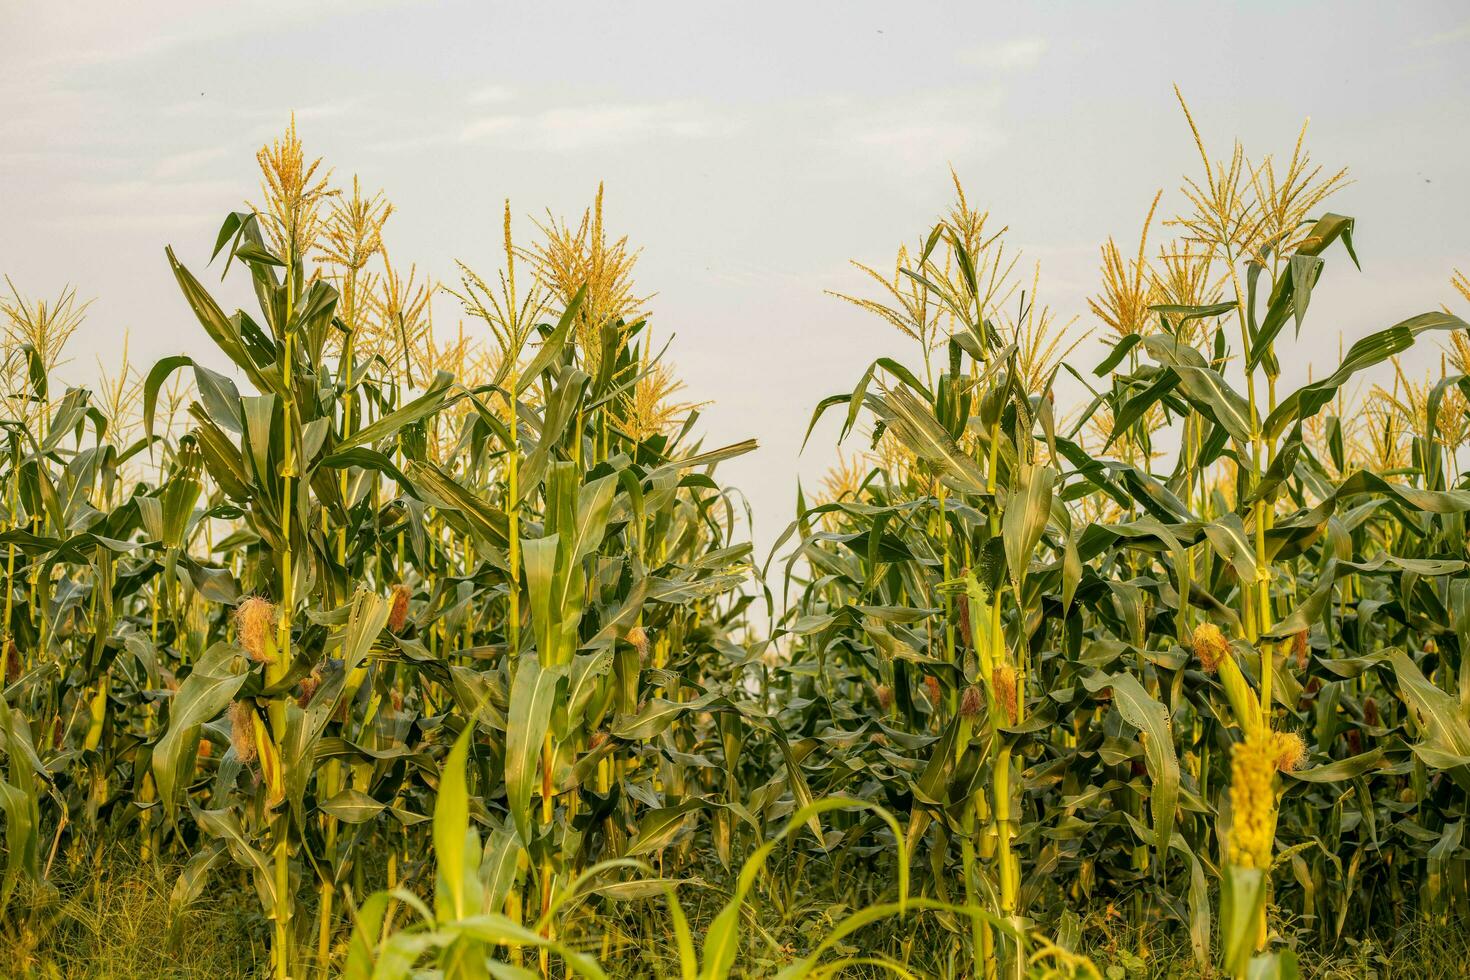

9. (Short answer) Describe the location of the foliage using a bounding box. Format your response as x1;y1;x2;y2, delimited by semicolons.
2;102;1468;979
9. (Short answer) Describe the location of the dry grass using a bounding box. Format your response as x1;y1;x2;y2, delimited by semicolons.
0;849;261;979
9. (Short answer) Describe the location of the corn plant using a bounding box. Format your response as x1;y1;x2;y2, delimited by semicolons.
0;104;1468;980
780;99;1470;980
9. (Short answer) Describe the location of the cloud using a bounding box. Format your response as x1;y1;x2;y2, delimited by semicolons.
2;0;418;83
961;37;1048;71
529;102;729;149
152;146;230;179
49;176;240;232
467;85;516;105
1412;21;1470;47
827;92;1007;171
458;115;520;143
455;100;734;151
240;101;360;141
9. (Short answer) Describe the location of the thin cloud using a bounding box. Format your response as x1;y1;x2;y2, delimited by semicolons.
457;100;734;150
53;176;239;232
153;146;230;180
458;115;520;142
531;102;729;149
467;85;516;105
2;1;420;81
961;37;1048;71
1412;20;1470;47
828;92;1007;170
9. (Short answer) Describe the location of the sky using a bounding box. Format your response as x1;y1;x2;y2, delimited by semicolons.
3;1;1469;558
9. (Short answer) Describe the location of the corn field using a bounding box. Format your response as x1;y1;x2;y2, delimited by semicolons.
1;101;1468;979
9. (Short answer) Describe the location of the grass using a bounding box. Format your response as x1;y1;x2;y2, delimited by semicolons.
0;848;262;979
4;872;1459;980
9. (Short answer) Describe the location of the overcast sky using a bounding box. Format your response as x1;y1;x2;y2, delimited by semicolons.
3;1;1468;557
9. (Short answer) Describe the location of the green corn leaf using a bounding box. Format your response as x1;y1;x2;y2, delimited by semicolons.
1002;463;1056;593
320;788;387;824
503;655;564;845
434;726;475;922
504;287;582;394
1246;213;1356;370
1086;671;1179;859
335;370;456;452
1264;311;1468;442
624;800;707;859
1142;334;1254;444
876;384;987;494
1390;648;1470;778
166;247;275;395
153;643;249;819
